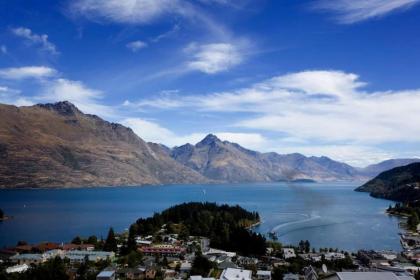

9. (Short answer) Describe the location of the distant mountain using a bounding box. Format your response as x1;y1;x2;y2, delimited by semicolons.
356;163;420;202
358;158;420;178
171;134;361;182
0;102;208;188
0;101;417;188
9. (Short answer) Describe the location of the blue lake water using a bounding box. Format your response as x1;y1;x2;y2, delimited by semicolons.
0;182;401;251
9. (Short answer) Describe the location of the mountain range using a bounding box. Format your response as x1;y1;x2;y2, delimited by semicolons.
0;101;418;188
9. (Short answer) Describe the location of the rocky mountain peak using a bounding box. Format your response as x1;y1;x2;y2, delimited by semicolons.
37;101;81;116
196;134;221;147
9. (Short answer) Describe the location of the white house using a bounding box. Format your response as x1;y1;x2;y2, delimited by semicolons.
282;248;296;259
220;268;252;280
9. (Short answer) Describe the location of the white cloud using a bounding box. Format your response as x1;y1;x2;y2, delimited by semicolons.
39;78;116;118
70;0;187;25
313;0;420;24
127;70;420;145
126;40;148;52
0;45;7;54
11;27;58;54
0;66;57;80
0;86;33;107
186;42;243;74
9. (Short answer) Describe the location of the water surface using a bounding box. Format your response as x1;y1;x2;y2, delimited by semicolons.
0;182;401;251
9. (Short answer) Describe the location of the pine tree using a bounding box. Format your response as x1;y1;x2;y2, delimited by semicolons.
104;227;118;252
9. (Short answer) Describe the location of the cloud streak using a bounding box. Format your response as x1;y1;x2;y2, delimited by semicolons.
313;0;420;24
0;66;57;80
125;70;420;145
11;27;58;54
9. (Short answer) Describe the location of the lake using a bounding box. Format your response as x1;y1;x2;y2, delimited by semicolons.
0;182;401;251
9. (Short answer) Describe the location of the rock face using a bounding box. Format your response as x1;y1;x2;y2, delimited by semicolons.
0;102;208;188
355;162;420;202
171;134;361;182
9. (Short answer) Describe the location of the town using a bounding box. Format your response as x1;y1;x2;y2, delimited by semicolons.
1;202;420;280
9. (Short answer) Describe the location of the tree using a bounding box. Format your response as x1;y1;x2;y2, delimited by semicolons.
87;235;97;245
104;227;118;252
191;255;212;277
72;236;82;245
408;211;420;230
26;256;69;280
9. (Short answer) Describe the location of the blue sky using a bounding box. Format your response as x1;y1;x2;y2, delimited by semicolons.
1;0;420;166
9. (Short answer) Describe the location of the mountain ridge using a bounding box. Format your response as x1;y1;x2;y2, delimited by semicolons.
0;101;418;188
355;162;420;202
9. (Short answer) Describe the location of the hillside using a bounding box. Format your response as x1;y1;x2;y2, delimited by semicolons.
355;162;420;202
0;101;418;188
0;102;208;188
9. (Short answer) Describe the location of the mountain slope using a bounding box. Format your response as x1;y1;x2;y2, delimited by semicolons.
355;162;420;202
0;102;208;188
171;134;362;182
358;158;420;178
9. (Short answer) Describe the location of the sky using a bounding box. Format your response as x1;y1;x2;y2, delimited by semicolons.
0;0;420;167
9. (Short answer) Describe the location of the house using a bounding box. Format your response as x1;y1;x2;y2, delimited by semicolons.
256;270;271;280
10;253;45;265
139;244;186;256
323;272;415;280
283;274;299;280
96;270;116;280
62;243;95;251
5;264;29;274
64;250;115;263
324;252;345;261
282;248;296;259
180;261;192;272
220;268;252;280
35;242;60;252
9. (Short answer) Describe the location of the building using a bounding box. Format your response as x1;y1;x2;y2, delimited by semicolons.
10;253;45;265
190;276;215;280
220;268;252;280
256;270;271;280
64;250;115;263
324;272;415;280
96;270;116;280
282;248;296;259
139;244;186;256
5;264;29;274
303;266;318;280
282;274;299;280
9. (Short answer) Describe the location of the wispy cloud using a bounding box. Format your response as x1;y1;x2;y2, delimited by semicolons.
0;45;7;54
185;42;244;74
70;0;189;25
313;0;420;24
125;70;420;145
126;40;148;52
11;27;58;54
121;117;267;149
0;66;57;80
